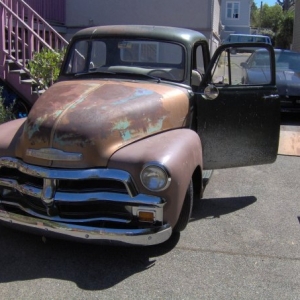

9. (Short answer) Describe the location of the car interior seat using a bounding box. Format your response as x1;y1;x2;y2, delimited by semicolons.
191;70;202;87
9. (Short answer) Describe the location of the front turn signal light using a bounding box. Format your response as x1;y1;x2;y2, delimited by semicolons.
138;211;155;223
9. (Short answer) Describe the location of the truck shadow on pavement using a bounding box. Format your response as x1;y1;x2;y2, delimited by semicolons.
0;224;180;290
191;195;257;220
0;195;256;291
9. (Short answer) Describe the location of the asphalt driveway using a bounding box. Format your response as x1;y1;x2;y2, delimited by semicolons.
1;113;300;299
0;151;299;299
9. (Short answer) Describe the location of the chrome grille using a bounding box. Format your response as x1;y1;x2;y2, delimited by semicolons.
0;157;165;226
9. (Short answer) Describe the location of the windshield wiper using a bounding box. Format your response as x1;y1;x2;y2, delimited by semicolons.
74;70;116;77
74;70;161;83
113;71;161;83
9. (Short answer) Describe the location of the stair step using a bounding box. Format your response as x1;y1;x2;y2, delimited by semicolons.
33;89;46;95
5;72;36;105
9;69;33;82
6;48;22;53
6;60;29;73
21;79;37;84
6;59;29;70
6;59;29;64
9;69;27;74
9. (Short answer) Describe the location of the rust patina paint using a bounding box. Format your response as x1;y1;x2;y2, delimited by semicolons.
16;80;190;168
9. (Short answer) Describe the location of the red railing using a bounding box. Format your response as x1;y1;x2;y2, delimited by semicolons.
0;0;68;79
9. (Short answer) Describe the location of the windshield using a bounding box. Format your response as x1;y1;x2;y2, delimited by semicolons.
63;38;185;82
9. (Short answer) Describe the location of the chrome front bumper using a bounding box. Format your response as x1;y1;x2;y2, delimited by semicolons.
0;206;172;245
0;157;172;246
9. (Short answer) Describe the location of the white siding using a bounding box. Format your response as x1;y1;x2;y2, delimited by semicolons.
65;0;215;42
66;0;209;30
207;0;222;53
212;0;221;34
221;0;252;39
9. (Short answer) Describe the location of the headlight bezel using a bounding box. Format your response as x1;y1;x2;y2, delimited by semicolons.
140;162;171;192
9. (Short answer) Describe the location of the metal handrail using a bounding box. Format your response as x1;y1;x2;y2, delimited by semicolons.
0;0;68;79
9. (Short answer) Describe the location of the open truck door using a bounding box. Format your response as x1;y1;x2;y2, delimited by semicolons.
197;43;280;169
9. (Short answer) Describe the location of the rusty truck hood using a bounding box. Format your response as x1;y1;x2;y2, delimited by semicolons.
16;80;190;168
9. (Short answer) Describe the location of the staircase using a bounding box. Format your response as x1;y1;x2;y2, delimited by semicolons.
0;0;68;115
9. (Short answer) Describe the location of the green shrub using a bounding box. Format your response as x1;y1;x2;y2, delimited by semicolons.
0;87;15;124
28;48;66;90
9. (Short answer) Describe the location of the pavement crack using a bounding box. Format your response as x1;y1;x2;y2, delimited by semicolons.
176;246;300;261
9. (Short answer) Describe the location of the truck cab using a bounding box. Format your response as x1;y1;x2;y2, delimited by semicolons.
0;25;280;245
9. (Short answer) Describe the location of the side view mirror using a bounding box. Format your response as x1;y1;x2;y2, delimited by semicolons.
240;62;247;68
202;84;219;100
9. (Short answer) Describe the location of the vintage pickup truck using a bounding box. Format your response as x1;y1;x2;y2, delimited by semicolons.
0;25;280;245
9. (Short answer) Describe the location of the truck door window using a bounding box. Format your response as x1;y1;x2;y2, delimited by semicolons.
195;46;205;74
211;48;272;86
191;45;206;88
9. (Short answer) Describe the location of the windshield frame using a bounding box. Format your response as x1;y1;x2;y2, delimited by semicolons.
62;37;187;83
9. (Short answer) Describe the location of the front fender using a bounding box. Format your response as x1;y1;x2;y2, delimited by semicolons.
108;129;203;227
0;118;27;157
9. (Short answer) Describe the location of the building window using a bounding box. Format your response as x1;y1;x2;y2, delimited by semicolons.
226;1;240;19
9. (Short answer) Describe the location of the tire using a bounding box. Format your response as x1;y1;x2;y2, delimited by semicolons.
173;180;193;233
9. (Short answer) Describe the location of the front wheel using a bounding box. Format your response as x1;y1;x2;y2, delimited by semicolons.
173;180;193;233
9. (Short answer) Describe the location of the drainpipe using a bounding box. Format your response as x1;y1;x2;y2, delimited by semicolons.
210;0;215;54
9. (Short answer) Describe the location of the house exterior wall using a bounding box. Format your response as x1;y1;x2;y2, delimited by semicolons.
292;0;300;52
64;0;221;52
221;0;252;40
210;0;222;54
212;0;222;33
24;0;66;24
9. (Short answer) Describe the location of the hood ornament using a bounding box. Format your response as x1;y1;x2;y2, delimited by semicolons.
26;148;83;161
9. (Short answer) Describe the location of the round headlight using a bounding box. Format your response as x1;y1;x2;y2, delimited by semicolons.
140;164;171;191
